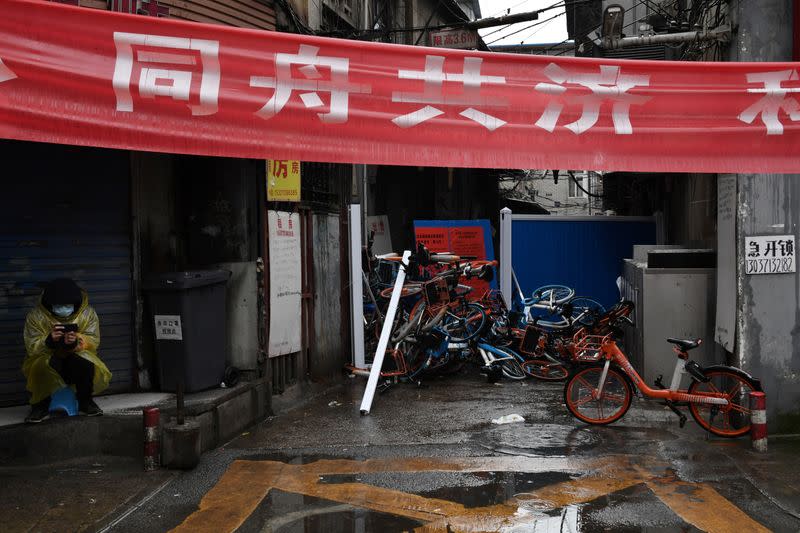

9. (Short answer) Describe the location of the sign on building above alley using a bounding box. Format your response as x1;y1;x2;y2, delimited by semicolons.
0;0;799;173
745;235;796;275
429;28;479;49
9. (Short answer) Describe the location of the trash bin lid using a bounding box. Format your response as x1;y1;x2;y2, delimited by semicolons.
143;270;231;291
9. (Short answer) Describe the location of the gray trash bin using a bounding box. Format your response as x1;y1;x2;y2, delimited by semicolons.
144;270;230;393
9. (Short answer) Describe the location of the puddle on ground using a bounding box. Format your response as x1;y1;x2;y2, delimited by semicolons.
237;489;423;533
576;484;703;532
318;470;574;508
233;463;702;532
477;424;602;456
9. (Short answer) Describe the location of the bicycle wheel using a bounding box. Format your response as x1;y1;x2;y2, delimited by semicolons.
564;364;632;425
523;358;569;381
442;303;487;342
688;368;757;438
490;346;527;380
499;359;527;380
533;285;575;305
566;297;606;326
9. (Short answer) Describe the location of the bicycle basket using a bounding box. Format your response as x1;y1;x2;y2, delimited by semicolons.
423;278;451;306
519;325;541;357
573;335;605;362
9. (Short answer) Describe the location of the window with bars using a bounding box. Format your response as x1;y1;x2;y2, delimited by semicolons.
300;162;350;212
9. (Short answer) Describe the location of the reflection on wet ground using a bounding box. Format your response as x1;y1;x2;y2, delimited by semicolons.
239;489;423;533
236;471;703;533
172;454;769;533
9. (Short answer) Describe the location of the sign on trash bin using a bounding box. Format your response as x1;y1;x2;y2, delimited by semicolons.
155;315;183;340
745;235;795;275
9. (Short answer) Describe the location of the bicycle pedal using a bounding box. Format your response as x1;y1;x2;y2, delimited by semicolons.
679;414;687;428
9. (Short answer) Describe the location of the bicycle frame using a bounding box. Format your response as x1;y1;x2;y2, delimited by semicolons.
476;342;518;366
596;339;730;407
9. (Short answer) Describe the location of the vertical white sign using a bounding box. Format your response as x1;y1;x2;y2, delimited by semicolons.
366;215;393;255
268;211;302;357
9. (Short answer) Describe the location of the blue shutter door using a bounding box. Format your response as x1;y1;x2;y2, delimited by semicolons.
0;142;134;406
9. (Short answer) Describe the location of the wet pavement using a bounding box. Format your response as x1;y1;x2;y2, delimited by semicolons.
6;373;800;532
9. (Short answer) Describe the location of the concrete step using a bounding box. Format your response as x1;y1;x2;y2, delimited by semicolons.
0;380;271;466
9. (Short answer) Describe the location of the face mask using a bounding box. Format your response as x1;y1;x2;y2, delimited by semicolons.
52;305;75;318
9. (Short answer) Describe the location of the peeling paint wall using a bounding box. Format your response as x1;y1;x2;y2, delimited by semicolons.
737;176;800;430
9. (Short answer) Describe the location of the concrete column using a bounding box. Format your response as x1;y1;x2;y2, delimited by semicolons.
729;0;800;432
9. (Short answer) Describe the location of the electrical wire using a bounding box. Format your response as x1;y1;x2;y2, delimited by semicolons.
519;9;564;42
568;172;603;198
486;10;565;45
480;0;570;40
537;0;684;56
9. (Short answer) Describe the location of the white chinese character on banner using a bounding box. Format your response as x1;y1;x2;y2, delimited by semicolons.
534;63;650;135
392;56;507;131
250;45;371;124
738;70;800;135
112;32;220;116
0;57;16;84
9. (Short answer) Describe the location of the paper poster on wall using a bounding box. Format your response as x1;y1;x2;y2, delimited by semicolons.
745;235;796;275
267;160;301;202
366;215;393;255
413;219;496;299
268;210;302;357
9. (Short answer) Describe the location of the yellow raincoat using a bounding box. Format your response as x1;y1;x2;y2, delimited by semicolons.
22;291;112;405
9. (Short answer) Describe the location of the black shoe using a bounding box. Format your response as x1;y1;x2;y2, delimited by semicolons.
79;400;103;417
25;402;50;424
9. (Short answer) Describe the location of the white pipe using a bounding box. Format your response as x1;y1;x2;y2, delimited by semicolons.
349;204;366;368
359;250;411;415
500;207;512;310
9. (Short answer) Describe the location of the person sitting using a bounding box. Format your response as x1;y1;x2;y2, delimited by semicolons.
22;278;112;423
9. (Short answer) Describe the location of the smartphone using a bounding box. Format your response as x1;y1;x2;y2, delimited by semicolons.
59;323;79;333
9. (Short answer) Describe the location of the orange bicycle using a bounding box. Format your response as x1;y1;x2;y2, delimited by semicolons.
563;318;762;438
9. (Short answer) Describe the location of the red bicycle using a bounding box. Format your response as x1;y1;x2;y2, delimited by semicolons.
563;319;762;438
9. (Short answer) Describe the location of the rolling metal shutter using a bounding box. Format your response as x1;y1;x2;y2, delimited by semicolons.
0;142;134;406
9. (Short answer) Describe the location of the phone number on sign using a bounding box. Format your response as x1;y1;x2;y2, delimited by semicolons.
745;257;795;274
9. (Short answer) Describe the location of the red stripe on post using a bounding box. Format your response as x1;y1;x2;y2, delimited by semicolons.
143;407;161;470
749;392;767;452
143;407;160;428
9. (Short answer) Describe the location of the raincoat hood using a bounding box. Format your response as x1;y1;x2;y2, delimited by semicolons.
41;278;83;313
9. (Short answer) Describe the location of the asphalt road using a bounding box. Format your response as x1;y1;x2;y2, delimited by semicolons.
11;373;800;532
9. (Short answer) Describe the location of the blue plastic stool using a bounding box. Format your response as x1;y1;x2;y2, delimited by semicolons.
49;386;78;417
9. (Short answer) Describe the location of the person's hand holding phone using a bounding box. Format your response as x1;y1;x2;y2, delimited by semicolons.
64;331;78;346
50;324;65;343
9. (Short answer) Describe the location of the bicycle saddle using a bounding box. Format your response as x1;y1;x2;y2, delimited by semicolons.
666;338;702;351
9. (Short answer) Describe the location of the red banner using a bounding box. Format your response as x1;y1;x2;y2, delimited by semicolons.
0;1;799;172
